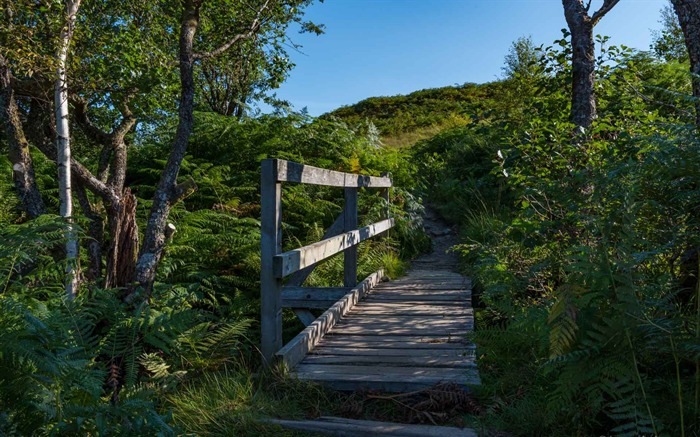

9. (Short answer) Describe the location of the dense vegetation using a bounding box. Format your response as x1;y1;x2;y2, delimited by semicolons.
0;111;427;435
389;30;697;437
3;0;700;436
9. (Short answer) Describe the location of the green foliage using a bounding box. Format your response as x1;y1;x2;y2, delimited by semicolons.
9;4;700;434
412;127;506;223
1;99;432;433
167;368;336;436
406;32;700;436
651;2;688;63
0;215;258;434
0;290;175;435
325;84;494;146
502;35;544;82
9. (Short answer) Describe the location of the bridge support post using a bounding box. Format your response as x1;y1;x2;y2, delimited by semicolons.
344;187;358;287
261;159;283;365
381;172;391;220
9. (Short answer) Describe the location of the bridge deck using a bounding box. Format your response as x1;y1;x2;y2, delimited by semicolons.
293;268;479;392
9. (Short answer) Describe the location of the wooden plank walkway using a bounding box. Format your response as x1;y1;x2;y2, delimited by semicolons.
267;416;478;436
293;268;479;392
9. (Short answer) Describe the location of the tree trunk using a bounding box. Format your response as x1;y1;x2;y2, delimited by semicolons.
130;0;270;297
131;2;201;296
0;58;46;219
55;0;82;300
106;188;139;289
567;16;596;130
671;0;700;127
71;95;138;290
561;0;620;132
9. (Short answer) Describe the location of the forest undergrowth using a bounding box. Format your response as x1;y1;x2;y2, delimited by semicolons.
3;2;700;435
410;32;700;437
0;112;430;435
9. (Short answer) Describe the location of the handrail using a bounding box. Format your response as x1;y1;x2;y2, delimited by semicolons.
260;158;393;365
274;218;394;278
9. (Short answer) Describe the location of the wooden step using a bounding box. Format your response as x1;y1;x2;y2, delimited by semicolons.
266;416;478;437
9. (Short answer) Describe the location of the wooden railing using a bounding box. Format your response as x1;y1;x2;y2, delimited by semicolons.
260;158;394;365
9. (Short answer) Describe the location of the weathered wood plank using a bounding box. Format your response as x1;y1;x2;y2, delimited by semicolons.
376;281;467;287
284;287;364;308
329;324;472;336
301;354;476;368
381;172;391;220
293;310;316;327
351;304;471;316
405;271;465;277
320;334;473;348
282;299;337;309
285;266;479;393
282;287;350;303
274;218;394;278
295;364;470;380
295;364;479;384
260;159;283;364
388;273;465;280
274;159;392;188
288;214;344;323
266;416;478;437
339;314;472;323
343;187;358;287
402;274;464;280
354;301;466;308
299;378;476;393
353;300;467;307
310;346;476;357
275;270;384;369
287;212;345;287
331;318;472;333
369;289;470;296
374;282;467;290
407;269;464;274
364;294;469;302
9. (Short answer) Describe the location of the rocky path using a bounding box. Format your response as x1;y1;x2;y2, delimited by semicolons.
411;206;460;272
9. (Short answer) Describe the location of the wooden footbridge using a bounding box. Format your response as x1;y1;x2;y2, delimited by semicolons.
260;159;479;394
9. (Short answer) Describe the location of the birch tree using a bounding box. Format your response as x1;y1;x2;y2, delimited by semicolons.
2;0;319;298
55;0;82;299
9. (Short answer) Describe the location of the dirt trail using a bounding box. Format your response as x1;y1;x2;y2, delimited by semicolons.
410;206;460;272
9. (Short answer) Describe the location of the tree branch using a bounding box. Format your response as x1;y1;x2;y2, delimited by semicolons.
72;96;111;144
112;97;136;139
34;138;118;204
621;74;695;119
170;177;198;204
10;76;52;101
0;55;47;218
591;0;621;26
193;0;272;60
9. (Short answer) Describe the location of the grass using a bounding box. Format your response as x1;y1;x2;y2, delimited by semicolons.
381;252;409;279
167;366;341;436
381;117;471;149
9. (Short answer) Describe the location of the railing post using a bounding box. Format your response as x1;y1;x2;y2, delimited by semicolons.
381;172;391;220
261;159;283;365
344;187;358;287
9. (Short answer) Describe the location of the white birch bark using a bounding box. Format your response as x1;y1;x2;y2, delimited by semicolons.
55;0;82;300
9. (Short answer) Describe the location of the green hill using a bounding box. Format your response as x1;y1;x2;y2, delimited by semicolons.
323;82;504;147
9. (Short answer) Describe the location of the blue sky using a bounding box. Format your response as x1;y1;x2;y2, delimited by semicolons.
271;0;668;116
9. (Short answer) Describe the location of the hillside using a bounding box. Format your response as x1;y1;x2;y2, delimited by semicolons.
324;82;504;147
